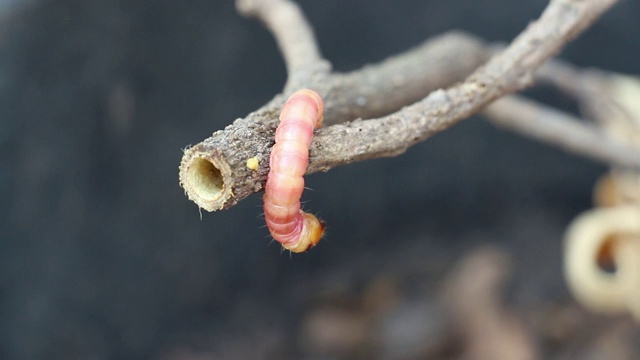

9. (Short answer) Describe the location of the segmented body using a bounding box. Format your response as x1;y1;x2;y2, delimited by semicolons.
263;89;325;253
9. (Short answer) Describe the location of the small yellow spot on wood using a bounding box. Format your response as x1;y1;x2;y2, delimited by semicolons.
246;157;259;170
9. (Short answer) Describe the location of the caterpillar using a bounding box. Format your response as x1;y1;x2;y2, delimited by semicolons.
263;89;325;253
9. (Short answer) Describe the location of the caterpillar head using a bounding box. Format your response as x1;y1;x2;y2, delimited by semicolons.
283;212;325;253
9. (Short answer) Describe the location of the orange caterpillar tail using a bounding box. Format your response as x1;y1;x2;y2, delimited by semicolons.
263;89;325;253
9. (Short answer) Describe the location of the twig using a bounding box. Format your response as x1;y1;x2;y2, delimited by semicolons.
236;0;329;92
482;95;640;169
537;61;640;148
535;56;587;96
180;0;619;212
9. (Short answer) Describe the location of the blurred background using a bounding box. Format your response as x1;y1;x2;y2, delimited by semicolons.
2;0;639;359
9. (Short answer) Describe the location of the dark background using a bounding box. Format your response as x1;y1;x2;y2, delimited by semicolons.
2;0;639;359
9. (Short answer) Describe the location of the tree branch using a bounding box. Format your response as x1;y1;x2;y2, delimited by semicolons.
180;0;620;212
178;32;488;211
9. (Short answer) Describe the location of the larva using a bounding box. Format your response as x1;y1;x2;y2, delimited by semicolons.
263;89;325;253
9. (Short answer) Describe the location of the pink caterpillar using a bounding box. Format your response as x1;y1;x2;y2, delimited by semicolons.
263;89;325;253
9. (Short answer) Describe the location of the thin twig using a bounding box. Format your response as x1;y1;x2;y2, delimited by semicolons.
236;0;329;92
482;95;640;169
537;61;640;145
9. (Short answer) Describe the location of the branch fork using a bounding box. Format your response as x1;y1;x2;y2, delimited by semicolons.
180;0;631;213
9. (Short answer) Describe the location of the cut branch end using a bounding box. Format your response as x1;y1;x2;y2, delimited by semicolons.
180;148;235;212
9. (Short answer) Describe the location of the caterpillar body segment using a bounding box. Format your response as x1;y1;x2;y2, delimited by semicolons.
263;89;325;253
